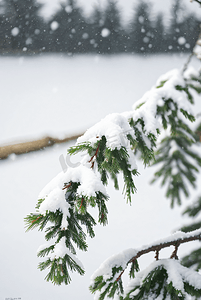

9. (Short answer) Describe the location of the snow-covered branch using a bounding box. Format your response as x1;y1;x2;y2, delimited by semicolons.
90;229;201;300
26;47;201;287
115;229;201;282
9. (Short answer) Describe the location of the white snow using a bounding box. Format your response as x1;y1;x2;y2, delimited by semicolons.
82;33;89;39
91;248;138;282
178;37;186;45
125;259;201;297
39;164;107;200
138;16;144;24
143;36;150;43
132;68;195;138
38;164;108;228
77;112;135;150
11;27;20;36
194;44;201;60
26;37;33;45
91;228;201;283
101;28;110;38
48;237;84;269
65;5;73;13
169;140;179;156
35;29;40;35
77;66;197;170
77;112;138;171
50;20;59;31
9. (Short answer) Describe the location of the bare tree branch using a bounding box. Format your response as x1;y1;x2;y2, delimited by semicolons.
0;133;84;160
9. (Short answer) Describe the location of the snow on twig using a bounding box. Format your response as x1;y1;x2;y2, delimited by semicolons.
91;229;201;283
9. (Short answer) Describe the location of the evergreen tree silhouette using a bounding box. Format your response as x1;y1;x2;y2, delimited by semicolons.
4;0;45;52
0;0;9;51
152;13;167;53
129;0;154;54
179;13;200;52
48;0;91;53
168;0;185;52
89;4;105;54
98;0;125;54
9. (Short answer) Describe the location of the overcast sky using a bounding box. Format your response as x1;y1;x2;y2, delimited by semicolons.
38;0;201;22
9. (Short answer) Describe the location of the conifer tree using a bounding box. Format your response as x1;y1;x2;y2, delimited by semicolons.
152;13;167;53
179;13;200;52
97;0;125;54
168;0;187;53
4;0;45;52
89;4;104;53
25;1;201;299
150;26;201;293
0;0;8;51
178;117;201;275
129;0;154;54
48;0;91;53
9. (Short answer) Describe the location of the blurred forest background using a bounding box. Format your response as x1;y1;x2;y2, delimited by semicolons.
0;0;200;55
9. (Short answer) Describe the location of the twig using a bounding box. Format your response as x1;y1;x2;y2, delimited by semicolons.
116;231;201;282
170;243;180;260
31;216;42;224
155;248;160;261
79;197;84;209
62;182;72;190
89;142;100;168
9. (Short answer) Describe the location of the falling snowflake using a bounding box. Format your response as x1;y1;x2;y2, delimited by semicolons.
26;37;32;45
138;16;144;24
177;37;186;45
11;27;20;36
143;36;149;43
82;33;89;39
65;5;73;13
34;29;40;35
50;21;59;31
101;28;110;38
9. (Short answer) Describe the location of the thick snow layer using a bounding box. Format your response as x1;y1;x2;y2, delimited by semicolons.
77;66;198;161
91;248;138;281
38;164;108;228
47;236;84;270
90;228;201;283
77;112;135;150
125;259;201;297
77;112;138;170
132;68;194;135
0;54;201;300
39;165;107;200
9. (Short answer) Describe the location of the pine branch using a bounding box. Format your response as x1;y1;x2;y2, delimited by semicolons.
26;41;201;289
124;260;201;300
90;230;201;300
180;195;201;272
181;247;201;271
116;230;201;282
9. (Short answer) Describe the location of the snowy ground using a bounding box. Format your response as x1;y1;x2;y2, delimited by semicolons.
0;54;201;300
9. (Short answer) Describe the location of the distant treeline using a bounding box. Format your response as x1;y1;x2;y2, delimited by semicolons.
0;0;200;55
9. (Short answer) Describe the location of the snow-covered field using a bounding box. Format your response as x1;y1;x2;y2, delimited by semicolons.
0;54;201;300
